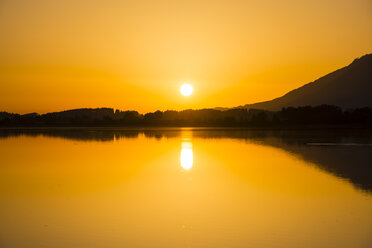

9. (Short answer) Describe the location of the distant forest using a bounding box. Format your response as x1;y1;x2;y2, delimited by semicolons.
1;105;372;127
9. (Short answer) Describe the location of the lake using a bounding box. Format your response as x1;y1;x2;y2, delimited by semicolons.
0;128;372;248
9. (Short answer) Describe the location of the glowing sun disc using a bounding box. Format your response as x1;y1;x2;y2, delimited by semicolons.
180;84;193;96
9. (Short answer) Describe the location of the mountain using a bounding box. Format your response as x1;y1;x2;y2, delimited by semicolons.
243;54;372;111
44;108;115;120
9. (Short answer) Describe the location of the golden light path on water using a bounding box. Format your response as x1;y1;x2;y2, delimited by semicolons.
180;129;193;170
180;141;193;170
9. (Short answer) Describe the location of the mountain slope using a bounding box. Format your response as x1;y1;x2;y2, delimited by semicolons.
244;54;372;111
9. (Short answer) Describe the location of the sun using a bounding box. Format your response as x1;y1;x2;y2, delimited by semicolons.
180;83;193;96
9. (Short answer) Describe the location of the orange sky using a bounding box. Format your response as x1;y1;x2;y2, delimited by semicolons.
0;0;371;114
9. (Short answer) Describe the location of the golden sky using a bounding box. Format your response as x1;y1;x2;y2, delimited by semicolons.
0;0;371;114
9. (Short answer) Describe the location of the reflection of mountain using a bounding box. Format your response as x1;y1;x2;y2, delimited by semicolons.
277;143;372;192
1;128;371;192
194;129;372;192
243;54;372;110
249;130;372;192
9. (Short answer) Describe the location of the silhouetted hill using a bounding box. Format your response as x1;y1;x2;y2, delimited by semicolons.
243;54;372;111
44;108;115;120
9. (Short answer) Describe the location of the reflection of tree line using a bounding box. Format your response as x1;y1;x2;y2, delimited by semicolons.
0;129;180;142
1;128;371;192
1;105;372;127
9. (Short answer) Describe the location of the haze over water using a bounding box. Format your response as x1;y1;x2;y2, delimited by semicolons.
0;128;371;248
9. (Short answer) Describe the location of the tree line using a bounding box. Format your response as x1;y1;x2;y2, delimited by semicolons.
1;105;372;127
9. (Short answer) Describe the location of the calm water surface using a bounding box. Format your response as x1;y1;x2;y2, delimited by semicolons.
0;128;372;248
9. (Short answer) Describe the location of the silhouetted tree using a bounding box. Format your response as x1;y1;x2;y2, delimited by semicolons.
0;106;371;127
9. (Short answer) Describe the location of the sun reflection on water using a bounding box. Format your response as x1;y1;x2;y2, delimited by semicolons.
181;141;193;170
